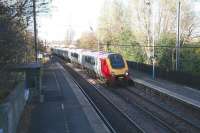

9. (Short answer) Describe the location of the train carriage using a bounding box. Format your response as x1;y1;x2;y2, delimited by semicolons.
52;48;70;61
52;48;130;84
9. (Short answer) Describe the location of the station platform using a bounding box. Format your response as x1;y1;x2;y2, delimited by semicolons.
29;60;110;133
129;69;200;109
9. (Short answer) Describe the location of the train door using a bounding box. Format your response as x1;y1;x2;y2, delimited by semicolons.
95;57;101;76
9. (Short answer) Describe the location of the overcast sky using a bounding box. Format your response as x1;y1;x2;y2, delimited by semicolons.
38;0;105;41
38;0;200;41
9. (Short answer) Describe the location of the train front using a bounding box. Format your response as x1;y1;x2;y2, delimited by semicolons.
100;53;129;84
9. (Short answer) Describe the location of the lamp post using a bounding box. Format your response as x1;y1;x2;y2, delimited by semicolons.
146;0;155;79
152;0;156;80
33;0;38;62
176;1;181;71
152;13;155;80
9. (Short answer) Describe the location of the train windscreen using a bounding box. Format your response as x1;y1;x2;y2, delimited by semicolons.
108;54;125;69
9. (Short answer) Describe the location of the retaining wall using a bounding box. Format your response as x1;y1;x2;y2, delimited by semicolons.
0;82;27;133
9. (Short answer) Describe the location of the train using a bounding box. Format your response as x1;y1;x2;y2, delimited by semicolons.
52;47;130;85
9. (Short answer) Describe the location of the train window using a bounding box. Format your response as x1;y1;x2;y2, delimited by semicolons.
89;58;91;63
74;53;78;59
91;58;95;65
64;52;67;57
108;54;125;68
87;57;91;63
85;56;95;65
85;56;89;63
70;53;78;59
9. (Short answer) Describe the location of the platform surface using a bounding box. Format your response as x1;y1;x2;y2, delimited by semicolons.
129;69;200;109
29;60;110;133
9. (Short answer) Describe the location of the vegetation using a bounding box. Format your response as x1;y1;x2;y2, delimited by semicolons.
77;32;98;50
77;0;200;74
0;0;49;102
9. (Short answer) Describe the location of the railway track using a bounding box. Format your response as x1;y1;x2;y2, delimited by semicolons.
93;83;178;133
56;56;200;133
112;86;200;133
94;82;200;133
131;81;200;127
81;71;200;133
56;57;144;133
57;57;175;133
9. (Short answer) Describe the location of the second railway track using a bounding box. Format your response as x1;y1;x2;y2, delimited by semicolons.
126;87;200;132
110;86;200;133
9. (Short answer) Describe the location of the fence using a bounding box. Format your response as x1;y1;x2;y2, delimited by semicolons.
107;44;200;89
127;61;200;89
108;44;200;74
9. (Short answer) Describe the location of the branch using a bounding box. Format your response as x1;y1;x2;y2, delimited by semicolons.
10;0;30;20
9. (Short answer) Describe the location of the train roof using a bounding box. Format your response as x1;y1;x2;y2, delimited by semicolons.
53;47;121;58
82;51;119;58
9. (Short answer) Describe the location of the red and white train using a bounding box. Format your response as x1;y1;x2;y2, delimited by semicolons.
52;48;130;84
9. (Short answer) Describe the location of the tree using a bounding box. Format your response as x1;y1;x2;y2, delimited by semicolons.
98;0;133;46
97;0;146;62
155;33;176;70
77;32;98;50
0;0;50;101
129;0;200;62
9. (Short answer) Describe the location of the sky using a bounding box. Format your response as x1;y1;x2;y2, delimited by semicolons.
194;0;200;12
38;0;200;41
38;0;105;41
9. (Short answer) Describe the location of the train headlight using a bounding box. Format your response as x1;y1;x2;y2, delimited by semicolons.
125;72;129;76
